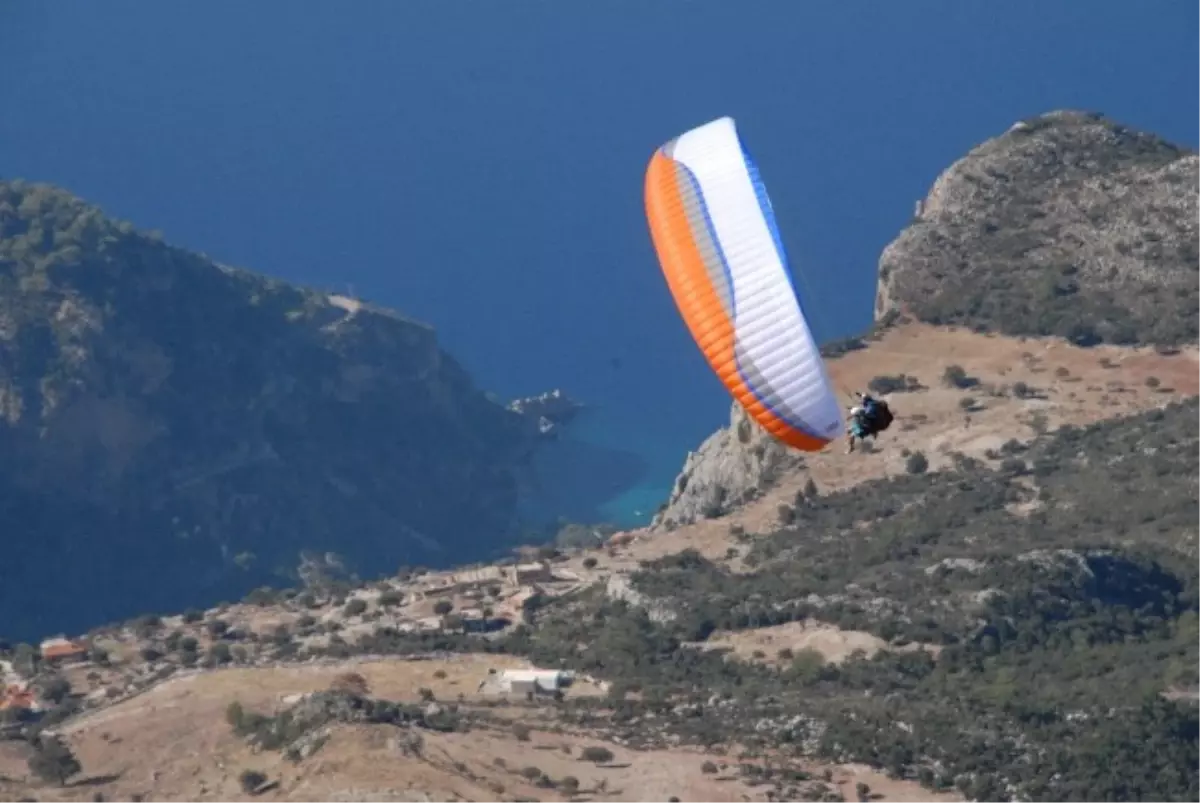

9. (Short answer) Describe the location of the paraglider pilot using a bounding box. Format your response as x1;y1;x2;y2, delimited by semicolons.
846;391;885;453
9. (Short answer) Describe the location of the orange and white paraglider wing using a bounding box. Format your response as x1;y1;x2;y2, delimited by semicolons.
644;116;842;451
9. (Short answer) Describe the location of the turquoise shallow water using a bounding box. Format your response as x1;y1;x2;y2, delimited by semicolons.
564;409;708;530
596;483;675;529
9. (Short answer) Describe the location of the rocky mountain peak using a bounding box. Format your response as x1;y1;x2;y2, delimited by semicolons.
876;110;1197;347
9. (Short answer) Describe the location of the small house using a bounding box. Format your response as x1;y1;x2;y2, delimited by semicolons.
495;668;571;695
513;562;553;585
508;677;538;696
39;637;86;665
459;609;510;634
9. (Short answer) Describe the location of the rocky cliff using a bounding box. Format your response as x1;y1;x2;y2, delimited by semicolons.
650;401;803;531
0;179;598;639
877;110;1198;346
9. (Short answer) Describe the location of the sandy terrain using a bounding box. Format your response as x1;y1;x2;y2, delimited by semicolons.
595;322;1198;568
0;655;957;802
693;621;942;667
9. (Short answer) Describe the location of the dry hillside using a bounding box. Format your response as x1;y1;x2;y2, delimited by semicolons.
1;322;1195;802
647;319;1198;543
0;653;951;803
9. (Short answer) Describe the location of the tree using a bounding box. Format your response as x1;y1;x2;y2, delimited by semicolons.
433;599;453;616
226;701;246;729
27;736;81;786
855;781;871;801
343;598;368;616
239;769;268;794
789;647;826;684
580;746;614;763
905;451;929;475
38;674;71;705
868;374;911;395
942;364;976;389
88;644;110;666
330;672;370;696
804;477;819;498
208;642;232;665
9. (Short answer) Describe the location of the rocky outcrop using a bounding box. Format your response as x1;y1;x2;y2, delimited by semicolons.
232;689;457;760
507;388;585;437
877;110;1198;347
0;179;587;640
605;573;678;623
653;112;1197;532
650;401;803;531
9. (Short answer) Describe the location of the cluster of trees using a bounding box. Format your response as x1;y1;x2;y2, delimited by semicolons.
222;398;1195;800
14;399;1190;800
494;401;1200;801
226;686;464;759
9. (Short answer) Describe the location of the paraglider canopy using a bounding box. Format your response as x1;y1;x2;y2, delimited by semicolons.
644;116;842;451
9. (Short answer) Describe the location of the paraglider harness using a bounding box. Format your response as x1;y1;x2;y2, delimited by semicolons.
852;393;894;440
863;397;893;435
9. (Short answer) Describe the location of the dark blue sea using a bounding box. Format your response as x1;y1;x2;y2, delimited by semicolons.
4;1;1194;527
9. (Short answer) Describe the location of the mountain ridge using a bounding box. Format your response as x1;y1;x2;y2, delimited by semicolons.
0;178;635;641
875;109;1198;345
1;335;1193;802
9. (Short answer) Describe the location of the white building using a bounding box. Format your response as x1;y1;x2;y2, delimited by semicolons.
490;668;572;695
